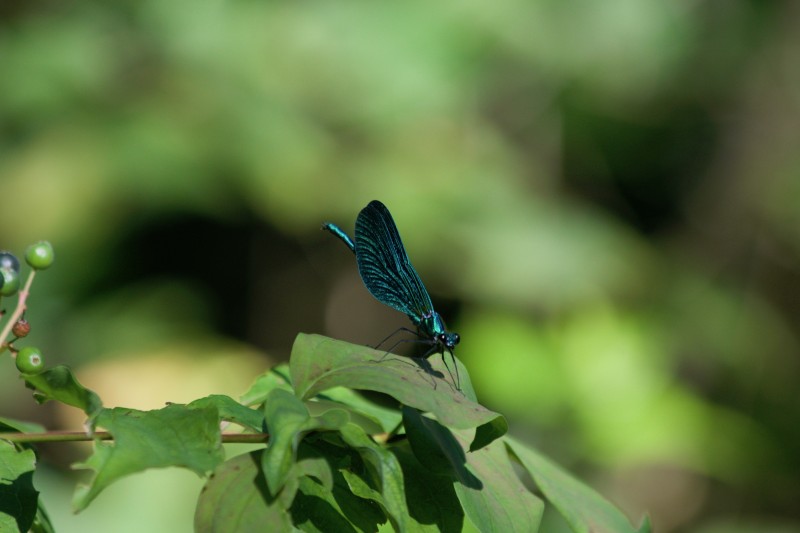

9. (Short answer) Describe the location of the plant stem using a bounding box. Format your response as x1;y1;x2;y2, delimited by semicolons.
0;431;269;444
0;270;36;351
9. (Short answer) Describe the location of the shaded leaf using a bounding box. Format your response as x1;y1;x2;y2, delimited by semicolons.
292;474;385;533
452;430;544;533
72;404;225;512
21;365;102;418
307;399;386;436
314;386;403;433
292;436;387;532
0;441;38;533
278;441;337;509
505;436;650;533
470;416;508;453
391;442;464;533
295;455;334;493
339;423;408;533
402;407;476;483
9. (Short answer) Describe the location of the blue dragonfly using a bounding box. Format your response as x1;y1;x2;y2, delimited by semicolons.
323;200;461;388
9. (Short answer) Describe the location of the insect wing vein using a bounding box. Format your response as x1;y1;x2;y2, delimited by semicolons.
355;201;434;323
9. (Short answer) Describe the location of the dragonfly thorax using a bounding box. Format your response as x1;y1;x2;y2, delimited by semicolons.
419;312;460;350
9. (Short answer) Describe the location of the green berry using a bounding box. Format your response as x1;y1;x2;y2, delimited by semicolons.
0;269;20;296
25;241;54;270
0;251;20;273
16;346;45;374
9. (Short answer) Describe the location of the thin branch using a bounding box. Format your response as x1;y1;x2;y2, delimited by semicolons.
0;431;269;444
0;270;36;350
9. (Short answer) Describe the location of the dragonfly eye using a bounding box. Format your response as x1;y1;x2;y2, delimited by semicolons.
440;333;460;349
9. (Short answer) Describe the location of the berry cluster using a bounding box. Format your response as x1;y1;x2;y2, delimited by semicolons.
1;241;55;374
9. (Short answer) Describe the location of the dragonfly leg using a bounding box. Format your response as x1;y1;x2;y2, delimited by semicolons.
419;344;461;392
449;350;461;392
370;338;440;388
373;327;419;351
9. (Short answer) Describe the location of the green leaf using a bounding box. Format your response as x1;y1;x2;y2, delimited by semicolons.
21;365;103;418
293;436;388;532
312;408;351;431
0;441;38;533
0;417;45;434
30;499;55;533
340;468;383;503
72;404;225;512
452;430;544;533
294;454;333;493
261;388;312;494
391;442;464;533
292;473;385;533
195;450;293;533
402;407;472;481
189;394;265;432
198;445;388;532
314;386;403;433
240;364;294;406
262;388;352;508
306;399;386;436
505;436;649;533
339;423;409;533
470;416;509;453
278;441;336;509
290;334;505;437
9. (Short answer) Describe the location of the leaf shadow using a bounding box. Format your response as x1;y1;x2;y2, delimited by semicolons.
402;407;482;490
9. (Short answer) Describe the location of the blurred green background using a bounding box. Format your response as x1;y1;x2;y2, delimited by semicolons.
2;0;799;531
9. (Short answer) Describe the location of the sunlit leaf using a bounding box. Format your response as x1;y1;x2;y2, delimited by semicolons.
189;394;265;432
290;334;505;444
240;365;294;406
261;388;312;495
0;417;45;434
195;451;292;533
30;499;55;533
72;404;225;512
21;365;102;418
505;436;650;533
451;430;544;533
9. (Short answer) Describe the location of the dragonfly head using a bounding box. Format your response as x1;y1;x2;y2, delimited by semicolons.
438;332;460;350
424;312;460;350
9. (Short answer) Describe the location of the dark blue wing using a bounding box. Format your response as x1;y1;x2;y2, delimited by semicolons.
354;201;434;323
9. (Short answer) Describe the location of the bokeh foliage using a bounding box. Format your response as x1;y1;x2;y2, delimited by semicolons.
1;0;799;531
